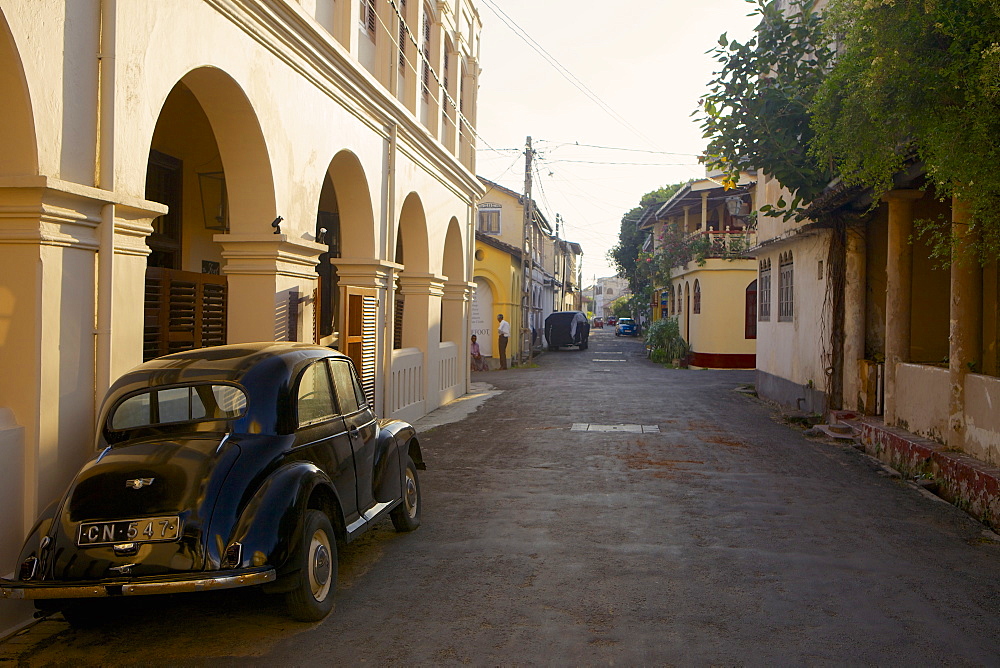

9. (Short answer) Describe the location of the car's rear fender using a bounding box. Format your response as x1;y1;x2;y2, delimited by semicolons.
220;462;341;575
373;420;422;503
12;498;60;576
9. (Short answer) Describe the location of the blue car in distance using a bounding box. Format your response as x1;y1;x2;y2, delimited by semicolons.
615;317;638;337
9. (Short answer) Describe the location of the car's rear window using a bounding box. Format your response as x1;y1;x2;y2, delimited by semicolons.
110;384;248;430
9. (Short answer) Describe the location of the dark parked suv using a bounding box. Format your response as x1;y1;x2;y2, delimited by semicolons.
544;311;590;351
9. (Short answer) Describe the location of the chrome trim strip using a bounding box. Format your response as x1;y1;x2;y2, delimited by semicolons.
362;501;392;522
215;431;231;454
345;516;367;534
0;568;275;600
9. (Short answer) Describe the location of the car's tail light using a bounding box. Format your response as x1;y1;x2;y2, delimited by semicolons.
222;542;243;568
19;556;38;581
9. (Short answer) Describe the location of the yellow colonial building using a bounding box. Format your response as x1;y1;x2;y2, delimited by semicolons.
641;174;757;369
473;177;582;367
0;0;482;634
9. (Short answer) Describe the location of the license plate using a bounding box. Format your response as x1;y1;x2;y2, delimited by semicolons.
77;516;181;547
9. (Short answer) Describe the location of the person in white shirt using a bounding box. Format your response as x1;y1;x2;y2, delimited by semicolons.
496;313;510;370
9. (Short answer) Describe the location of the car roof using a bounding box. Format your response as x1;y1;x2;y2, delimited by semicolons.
111;343;343;388
98;343;351;442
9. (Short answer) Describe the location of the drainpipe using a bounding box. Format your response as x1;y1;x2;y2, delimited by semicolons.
95;0;117;421
381;122;398;416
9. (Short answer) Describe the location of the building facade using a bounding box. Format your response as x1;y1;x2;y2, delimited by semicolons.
583;276;629;319
642;174;757;369
473;177;582;365
0;0;482;635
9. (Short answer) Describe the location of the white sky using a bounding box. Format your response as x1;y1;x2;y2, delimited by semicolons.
474;0;759;283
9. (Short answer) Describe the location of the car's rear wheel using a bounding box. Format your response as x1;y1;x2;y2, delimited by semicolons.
390;455;421;532
285;510;337;622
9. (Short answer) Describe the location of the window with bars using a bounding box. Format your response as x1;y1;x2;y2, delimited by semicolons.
361;0;376;39
778;252;794;321
693;279;701;314
477;205;500;234
759;259;771;321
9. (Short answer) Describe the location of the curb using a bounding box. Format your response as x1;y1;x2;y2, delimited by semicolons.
832;412;1000;531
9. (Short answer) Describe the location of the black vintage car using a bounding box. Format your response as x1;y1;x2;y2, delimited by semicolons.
544;311;590;351
0;343;423;624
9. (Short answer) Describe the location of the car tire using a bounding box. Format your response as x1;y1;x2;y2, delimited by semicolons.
390;455;421;532
285;509;337;622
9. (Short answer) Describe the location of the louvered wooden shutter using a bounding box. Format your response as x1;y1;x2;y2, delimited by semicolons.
345;291;378;406
361;295;377;405
144;267;227;361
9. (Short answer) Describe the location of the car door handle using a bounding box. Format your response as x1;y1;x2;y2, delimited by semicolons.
348;426;360;439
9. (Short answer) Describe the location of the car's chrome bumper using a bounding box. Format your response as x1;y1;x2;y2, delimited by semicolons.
0;566;276;600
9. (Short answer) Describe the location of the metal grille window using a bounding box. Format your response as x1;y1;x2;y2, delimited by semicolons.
758;259;771;321
778;252;794;321
693;279;701;314
477;204;501;234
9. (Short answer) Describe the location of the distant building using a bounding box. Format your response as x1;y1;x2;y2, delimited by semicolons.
474;178;583;364
584;277;630;318
640;173;757;369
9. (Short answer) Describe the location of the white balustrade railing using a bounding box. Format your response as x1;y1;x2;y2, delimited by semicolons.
438;342;459;393
389;347;424;419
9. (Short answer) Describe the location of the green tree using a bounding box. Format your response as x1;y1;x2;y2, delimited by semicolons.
608;183;685;293
699;0;835;217
810;0;1000;261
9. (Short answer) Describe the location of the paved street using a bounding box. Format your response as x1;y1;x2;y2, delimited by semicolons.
3;327;1000;666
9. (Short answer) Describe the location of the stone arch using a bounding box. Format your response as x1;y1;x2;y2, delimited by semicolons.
314;150;377;345
396;192;430;273
440;217;465;345
148;67;277;235
471;274;499;357
393;193;431;352
327;150;376;259
0;10;37;176
141;66;278;358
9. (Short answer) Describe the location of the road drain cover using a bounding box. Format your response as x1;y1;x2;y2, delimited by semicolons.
571;424;660;433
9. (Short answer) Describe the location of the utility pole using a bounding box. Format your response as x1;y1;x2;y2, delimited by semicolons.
520;136;535;365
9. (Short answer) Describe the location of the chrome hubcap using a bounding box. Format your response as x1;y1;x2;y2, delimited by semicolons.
308;531;332;601
403;470;418;518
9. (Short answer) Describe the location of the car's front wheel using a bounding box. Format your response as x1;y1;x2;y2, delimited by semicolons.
390;455;421;532
285;510;337;622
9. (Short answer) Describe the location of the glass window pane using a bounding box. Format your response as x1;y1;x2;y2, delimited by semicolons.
158;387;191;424
112;393;152;430
329;360;361;414
297;362;337;426
210;385;248;417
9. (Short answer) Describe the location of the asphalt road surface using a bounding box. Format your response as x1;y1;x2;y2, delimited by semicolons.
3;327;1000;666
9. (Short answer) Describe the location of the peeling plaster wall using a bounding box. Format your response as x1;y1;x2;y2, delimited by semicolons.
895;363;949;442
964;373;1000;466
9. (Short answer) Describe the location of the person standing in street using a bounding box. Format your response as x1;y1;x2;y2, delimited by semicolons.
496;313;510;370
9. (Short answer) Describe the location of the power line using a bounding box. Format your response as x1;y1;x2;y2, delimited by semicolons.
536;140;701;157
478;0;660;149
